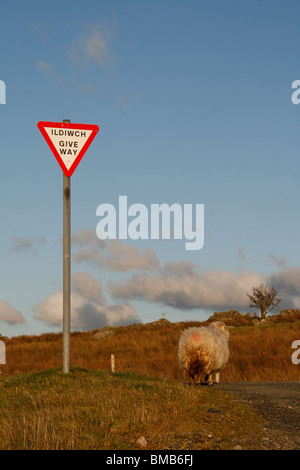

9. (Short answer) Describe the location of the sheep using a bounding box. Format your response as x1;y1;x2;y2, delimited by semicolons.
178;321;230;386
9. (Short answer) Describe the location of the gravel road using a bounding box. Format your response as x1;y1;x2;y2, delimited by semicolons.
217;381;300;450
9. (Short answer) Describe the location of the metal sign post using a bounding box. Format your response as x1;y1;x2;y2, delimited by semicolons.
62;120;71;373
37;118;99;374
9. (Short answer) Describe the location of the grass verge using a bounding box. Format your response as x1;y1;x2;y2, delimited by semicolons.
0;367;267;450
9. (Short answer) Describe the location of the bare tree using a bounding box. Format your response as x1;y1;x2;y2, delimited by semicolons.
247;283;281;319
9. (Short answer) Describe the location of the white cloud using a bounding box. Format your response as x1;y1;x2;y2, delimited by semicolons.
108;261;300;313
72;230;160;272
108;268;265;311
269;267;300;298
33;272;139;330
0;300;25;325
33;291;72;327
72;272;104;304
160;260;199;277
104;240;160;272
72;228;102;246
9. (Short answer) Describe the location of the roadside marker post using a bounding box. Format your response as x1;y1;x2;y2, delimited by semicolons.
37;119;99;373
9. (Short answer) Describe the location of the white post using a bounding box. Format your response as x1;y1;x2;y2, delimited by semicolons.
111;354;115;373
0;340;5;364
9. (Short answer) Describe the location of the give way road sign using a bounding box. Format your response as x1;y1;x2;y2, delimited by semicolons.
37;121;99;177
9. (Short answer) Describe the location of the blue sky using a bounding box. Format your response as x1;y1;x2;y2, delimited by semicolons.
1;0;300;337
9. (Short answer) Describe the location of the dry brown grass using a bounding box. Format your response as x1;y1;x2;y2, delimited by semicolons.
0;319;299;450
225;323;300;381
1;318;300;382
0;368;266;450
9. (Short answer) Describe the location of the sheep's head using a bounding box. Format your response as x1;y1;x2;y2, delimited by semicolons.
208;321;230;340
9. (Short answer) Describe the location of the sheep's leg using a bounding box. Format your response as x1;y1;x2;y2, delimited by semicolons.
192;374;201;386
215;372;220;383
207;374;213;386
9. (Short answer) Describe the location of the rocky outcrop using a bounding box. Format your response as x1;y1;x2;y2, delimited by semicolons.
280;309;300;317
208;310;243;322
93;326;115;339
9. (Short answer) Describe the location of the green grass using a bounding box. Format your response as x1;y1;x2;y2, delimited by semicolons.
0;367;267;450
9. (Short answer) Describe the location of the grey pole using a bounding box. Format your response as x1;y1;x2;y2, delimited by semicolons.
63;119;71;373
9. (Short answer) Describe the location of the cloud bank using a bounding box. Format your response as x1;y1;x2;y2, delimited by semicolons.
33;272;139;330
269;267;300;308
70;229;300;314
108;263;300;312
108;268;265;311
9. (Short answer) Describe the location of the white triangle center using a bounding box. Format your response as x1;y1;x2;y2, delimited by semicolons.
44;127;93;170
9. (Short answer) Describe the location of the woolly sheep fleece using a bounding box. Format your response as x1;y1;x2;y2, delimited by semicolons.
178;321;230;385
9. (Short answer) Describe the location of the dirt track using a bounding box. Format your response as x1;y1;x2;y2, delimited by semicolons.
217;381;300;450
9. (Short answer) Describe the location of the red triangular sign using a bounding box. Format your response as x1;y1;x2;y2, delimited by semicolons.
37;121;99;177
